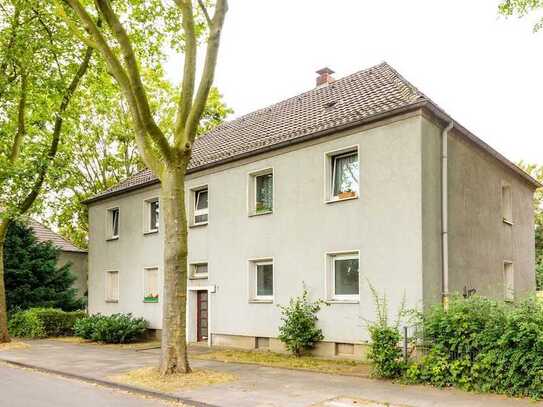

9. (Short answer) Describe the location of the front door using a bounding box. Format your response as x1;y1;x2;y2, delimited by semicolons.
196;290;208;342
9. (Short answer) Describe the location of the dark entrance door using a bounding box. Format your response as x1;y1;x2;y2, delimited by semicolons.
196;290;208;342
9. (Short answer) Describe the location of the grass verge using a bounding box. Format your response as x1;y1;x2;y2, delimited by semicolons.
50;336;161;350
193;349;370;376
0;341;30;351
110;366;236;393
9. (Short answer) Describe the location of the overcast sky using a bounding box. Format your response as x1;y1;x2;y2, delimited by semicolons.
167;0;543;165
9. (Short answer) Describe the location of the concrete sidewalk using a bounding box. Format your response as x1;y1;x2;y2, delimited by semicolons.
0;339;539;407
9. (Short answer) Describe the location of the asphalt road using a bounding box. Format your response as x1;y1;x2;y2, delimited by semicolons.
0;364;178;407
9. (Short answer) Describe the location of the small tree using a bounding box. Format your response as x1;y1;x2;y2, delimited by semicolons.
278;288;325;357
366;283;406;379
4;221;84;312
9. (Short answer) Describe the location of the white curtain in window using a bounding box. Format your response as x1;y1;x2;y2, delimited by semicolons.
333;153;359;196
256;174;273;211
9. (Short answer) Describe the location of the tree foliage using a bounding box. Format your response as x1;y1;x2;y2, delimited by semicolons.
517;162;543;289
4;221;84;313
499;0;543;32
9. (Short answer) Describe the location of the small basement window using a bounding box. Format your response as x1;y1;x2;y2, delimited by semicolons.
105;270;119;302
503;261;514;302
107;208;120;239
502;183;512;224
143;267;159;303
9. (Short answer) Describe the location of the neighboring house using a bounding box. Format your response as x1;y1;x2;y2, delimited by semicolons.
30;220;88;297
83;63;540;359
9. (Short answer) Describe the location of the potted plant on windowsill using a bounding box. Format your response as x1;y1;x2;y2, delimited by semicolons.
144;294;159;303
338;189;356;199
255;201;271;213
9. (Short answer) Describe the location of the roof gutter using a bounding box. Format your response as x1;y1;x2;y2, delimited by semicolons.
83;99;541;205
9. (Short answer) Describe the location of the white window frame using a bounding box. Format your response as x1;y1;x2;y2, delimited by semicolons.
324;145;359;203
503;261;514;302
325;250;360;302
193;187;209;226
143;197;159;234
248;258;274;302
143;266;159;303
105;270;119;302
190;262;209;280
106;207;120;240
501;182;513;225
248;168;274;216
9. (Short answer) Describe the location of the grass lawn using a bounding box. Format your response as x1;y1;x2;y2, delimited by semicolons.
193;348;371;377
109;366;236;393
0;341;30;351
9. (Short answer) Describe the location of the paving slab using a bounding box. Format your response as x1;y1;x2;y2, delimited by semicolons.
0;339;540;407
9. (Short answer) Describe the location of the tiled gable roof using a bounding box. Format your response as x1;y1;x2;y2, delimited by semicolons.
84;62;539;203
30;220;86;253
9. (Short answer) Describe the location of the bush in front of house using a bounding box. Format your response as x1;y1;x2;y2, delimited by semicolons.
74;313;147;343
366;284;406;379
405;296;543;399
8;308;86;338
278;288;325;356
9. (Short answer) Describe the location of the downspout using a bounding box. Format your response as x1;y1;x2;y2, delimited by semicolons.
442;121;454;310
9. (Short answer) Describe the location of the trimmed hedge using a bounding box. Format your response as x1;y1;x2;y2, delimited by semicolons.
74;313;147;344
9;308;86;338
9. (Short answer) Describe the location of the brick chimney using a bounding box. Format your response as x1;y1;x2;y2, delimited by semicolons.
316;67;335;87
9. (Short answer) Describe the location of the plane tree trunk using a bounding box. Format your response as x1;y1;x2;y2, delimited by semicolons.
0;220;10;343
159;164;191;374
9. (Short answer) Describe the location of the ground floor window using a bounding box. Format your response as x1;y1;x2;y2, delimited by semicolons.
143;267;159;303
105;270;119;302
249;259;274;302
326;252;360;301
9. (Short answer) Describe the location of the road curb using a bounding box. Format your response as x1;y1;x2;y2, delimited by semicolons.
0;358;218;407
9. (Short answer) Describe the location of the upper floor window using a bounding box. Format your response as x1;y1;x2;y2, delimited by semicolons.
248;168;273;216
502;183;512;224
107;207;119;239
144;198;159;233
194;188;209;225
325;147;359;202
190;262;209;279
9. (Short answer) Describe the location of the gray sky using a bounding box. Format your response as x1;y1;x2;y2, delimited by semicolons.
167;0;543;165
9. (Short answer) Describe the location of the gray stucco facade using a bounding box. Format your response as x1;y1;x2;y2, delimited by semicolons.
86;109;537;357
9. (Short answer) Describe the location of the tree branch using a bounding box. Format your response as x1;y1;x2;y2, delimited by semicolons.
197;0;212;26
9;73;27;164
182;0;228;147
173;0;197;143
94;0;173;165
18;45;93;214
60;0;164;177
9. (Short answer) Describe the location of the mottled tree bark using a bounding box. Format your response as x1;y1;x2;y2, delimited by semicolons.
0;220;10;343
159;163;190;374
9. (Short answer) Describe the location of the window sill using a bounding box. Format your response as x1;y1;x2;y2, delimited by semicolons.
106;236;119;242
144;229;158;236
325;195;359;204
326;299;359;304
190;222;208;229
502;219;514;226
249;298;273;304
143;299;159;304
189;274;209;280
249;210;273;217
105;300;119;303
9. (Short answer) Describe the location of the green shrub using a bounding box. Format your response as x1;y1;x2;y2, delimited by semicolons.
406;296;543;399
366;284;406;378
8;308;86;338
278;288;325;356
74;313;147;343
